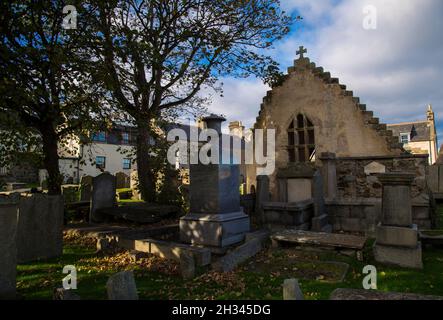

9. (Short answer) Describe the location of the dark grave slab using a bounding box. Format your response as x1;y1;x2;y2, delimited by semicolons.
330;288;443;300
271;230;366;250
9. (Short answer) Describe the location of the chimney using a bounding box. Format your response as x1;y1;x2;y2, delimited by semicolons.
228;121;245;138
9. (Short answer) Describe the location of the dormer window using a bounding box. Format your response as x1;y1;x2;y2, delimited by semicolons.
400;133;410;144
287;114;315;162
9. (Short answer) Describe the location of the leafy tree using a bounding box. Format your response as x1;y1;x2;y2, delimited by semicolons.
0;1;105;194
88;0;292;201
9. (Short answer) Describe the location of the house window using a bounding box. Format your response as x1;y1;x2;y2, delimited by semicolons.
400;133;409;144
92;131;106;142
96;156;106;169
121;132;129;144
287;114;315;163
123;158;131;170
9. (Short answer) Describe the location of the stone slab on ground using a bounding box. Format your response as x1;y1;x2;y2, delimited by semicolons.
271;230;367;250
106;271;139;300
117;237;211;266
212;238;263;272
330;288;443;300
419;230;443;246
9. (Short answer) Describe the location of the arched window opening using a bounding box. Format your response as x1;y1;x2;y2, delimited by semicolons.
287;114;315;163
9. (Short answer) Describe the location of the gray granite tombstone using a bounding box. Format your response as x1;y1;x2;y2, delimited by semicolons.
17;194;64;263
0;204;18;299
283;278;304;300
80;175;93;201
90;173;116;222
106;271;139;300
374;172;423;269
180;114;250;248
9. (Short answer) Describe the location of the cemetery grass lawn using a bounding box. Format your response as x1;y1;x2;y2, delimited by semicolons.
16;237;443;300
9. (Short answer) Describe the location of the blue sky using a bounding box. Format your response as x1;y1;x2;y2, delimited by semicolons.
201;0;443;146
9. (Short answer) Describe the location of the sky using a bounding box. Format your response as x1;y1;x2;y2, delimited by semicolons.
199;0;443;145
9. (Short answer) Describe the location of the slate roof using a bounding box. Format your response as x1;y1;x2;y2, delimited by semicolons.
387;121;431;142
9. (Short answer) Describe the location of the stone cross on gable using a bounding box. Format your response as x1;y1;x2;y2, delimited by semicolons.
296;46;307;58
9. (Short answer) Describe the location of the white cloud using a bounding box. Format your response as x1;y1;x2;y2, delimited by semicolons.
206;0;443;141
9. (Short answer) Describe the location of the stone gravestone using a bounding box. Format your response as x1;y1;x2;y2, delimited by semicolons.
374;172;423;269
106;271;139;300
38;169;48;189
115;172;130;189
180;114;250;248
130;170;141;200
283;278;304;300
311;171;332;232
90;172;116;222
17;194;64;263
79;175;93;201
0;204;18;299
255;175;270;225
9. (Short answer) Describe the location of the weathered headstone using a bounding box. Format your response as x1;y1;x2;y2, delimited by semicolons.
180;114;250;247
79;175;93;201
283;279;304;300
311;170;332;232
17;194;64;263
116;172;130;189
38;169;48;188
106;271;139;300
256;175;270;224
130;170;141;200
320;152;337;199
53;287;81;300
180;250;196;280
90;173;116;222
0;204;18;299
374;172;423;269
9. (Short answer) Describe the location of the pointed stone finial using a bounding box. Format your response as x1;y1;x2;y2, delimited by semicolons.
428;104;433;111
296;46;307;59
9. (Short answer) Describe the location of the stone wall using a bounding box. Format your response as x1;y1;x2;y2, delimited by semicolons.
326;154;432;235
335;155;428;199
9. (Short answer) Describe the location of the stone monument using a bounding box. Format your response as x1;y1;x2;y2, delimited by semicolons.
180;114;250;248
0;204;18;299
373;172;423;269
90;172;116;222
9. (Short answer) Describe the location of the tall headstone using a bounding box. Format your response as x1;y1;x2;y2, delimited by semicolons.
180;114;250;247
90;173;116;222
0;204;18;299
17;194;64;263
256;175;270;225
311;171;332;232
374;172;423;269
79;175;93;201
320;152;337;199
38;169;48;189
130;170;141;200
115;172;130;189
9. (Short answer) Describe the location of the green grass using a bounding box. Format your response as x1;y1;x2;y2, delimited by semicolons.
17;239;443;300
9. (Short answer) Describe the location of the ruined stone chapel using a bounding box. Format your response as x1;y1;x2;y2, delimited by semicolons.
239;47;433;236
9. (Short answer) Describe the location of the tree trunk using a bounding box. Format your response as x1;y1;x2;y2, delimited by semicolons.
41;125;62;195
136;119;156;202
